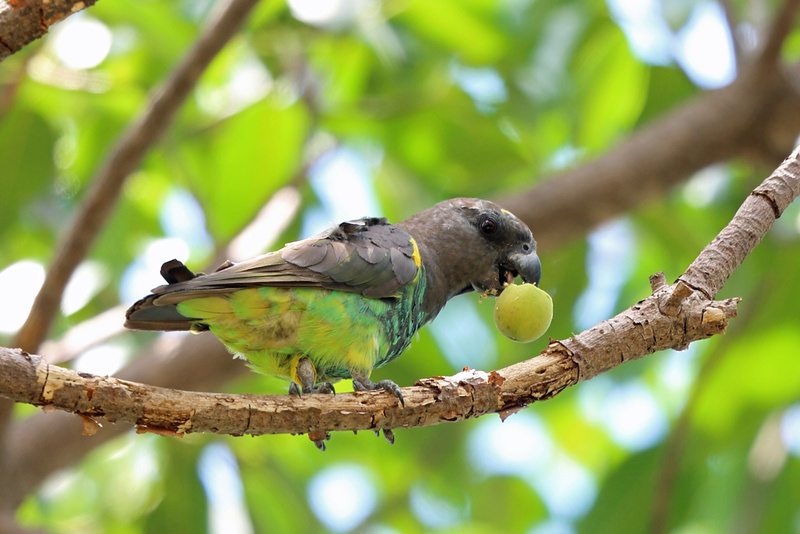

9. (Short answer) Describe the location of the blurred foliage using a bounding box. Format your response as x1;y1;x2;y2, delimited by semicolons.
2;0;800;533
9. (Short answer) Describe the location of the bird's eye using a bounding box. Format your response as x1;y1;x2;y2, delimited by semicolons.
480;218;497;235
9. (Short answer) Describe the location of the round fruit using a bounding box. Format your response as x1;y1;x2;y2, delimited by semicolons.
493;283;553;343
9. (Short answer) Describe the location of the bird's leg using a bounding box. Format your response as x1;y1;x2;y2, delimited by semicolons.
351;371;405;407
295;357;316;394
290;357;335;395
289;357;333;451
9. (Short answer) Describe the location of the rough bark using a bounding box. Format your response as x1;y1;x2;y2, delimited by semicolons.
0;0;98;61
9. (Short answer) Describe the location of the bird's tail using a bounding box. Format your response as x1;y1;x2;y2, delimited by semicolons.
124;259;198;331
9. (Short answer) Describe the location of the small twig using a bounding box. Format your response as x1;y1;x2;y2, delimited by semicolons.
12;0;260;354
756;0;800;66
681;144;800;298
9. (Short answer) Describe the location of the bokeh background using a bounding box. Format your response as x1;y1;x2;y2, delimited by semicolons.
2;0;800;532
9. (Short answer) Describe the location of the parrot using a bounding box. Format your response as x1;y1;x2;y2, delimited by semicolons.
125;198;541;446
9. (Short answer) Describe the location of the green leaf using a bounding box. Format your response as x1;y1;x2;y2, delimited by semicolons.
694;327;800;436
181;96;310;240
144;439;208;534
573;24;649;151
397;0;510;65
0;107;56;232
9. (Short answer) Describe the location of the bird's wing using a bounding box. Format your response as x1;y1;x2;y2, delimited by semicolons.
147;217;421;307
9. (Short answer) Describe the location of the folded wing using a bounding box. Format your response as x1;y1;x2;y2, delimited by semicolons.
124;217;420;330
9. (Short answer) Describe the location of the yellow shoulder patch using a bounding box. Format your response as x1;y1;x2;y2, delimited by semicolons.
409;237;422;267
409;237;422;282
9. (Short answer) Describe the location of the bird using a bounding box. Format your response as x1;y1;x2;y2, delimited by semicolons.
125;198;541;445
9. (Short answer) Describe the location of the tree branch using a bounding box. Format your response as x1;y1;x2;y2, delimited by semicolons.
0;288;738;438
680;147;800;299
12;0;260;354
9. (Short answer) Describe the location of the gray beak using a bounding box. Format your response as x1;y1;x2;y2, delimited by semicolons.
509;251;541;286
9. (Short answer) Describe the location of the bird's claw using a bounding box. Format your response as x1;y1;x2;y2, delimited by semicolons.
352;376;405;407
373;428;395;445
315;382;336;395
288;382;335;396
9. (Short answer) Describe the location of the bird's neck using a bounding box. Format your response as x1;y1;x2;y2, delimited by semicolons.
397;216;473;323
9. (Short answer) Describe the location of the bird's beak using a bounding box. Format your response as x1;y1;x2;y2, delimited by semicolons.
508;250;541;286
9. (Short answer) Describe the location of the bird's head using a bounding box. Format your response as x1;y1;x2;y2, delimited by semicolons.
399;198;541;306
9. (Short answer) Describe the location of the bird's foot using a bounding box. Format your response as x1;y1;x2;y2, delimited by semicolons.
290;358;335;451
315;382;336;395
288;381;335;396
351;374;405;407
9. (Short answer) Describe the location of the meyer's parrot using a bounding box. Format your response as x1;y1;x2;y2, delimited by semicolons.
125;198;541;445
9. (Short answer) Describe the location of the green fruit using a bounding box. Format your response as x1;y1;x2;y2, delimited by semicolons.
494;283;553;343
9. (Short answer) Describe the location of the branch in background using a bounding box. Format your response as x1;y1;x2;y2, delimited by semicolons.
12;0;261;354
499;26;800;251
0;0;97;62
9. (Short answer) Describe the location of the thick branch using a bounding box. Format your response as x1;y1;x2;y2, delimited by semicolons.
12;0;260;354
0;287;739;437
0;0;97;62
